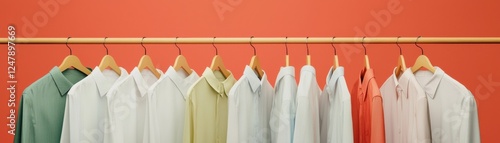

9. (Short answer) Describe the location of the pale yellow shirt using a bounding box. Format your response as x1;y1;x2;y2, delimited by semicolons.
183;68;236;143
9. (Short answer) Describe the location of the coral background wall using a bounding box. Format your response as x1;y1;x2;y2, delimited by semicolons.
1;0;500;142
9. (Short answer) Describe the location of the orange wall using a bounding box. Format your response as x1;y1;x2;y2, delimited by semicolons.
1;0;500;142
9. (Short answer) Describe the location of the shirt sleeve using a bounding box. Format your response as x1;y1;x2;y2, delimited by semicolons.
226;85;240;143
183;90;195;143
371;94;386;143
459;92;481;143
14;89;35;143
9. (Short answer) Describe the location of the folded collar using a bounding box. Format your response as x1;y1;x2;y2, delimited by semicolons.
131;67;161;97
50;66;74;96
358;68;375;101
415;67;444;99
203;67;236;96
91;66;129;97
325;66;344;95
165;66;199;99
243;65;267;93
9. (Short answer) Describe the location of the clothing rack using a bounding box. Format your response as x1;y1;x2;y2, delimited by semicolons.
2;37;500;44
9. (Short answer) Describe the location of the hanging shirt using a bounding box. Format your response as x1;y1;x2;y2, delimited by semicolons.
319;67;353;143
351;68;385;143
293;65;321;143
414;67;480;143
14;67;89;143
142;66;199;143
380;68;431;143
227;65;274;143
104;67;162;143
183;68;236;143
60;67;128;143
270;66;297;143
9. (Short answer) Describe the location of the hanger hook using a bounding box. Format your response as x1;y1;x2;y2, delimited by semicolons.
415;36;423;55
306;37;310;55
141;37;147;55
331;37;337;55
396;36;402;55
212;37;218;55
362;36;367;55
66;37;72;55
285;37;289;55
250;36;256;55
103;37;109;55
175;37;181;55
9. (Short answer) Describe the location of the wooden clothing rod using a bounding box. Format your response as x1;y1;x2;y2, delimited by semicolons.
2;37;500;44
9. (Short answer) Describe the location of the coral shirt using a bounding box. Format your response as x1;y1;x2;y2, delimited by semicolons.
351;68;385;143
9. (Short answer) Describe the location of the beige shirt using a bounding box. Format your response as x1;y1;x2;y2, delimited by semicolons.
183;68;236;143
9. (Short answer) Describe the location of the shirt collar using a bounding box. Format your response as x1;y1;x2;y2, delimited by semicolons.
275;66;295;84
130;67;161;97
91;66;129;97
50;66;76;96
358;68;375;101
243;65;267;93
397;68;413;99
165;66;199;99
203;67;236;96
414;67;444;99
325;66;344;95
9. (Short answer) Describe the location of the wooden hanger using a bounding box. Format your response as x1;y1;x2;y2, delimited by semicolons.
306;37;311;65
285;37;290;67
59;37;91;75
331;37;339;69
173;37;193;75
249;36;264;79
411;36;436;73
99;37;121;75
362;37;371;69
209;37;231;78
138;37;161;78
395;37;406;78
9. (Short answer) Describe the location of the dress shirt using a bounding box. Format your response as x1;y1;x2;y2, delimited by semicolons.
227;65;274;143
293;65;321;143
414;67;480;143
381;68;431;143
143;66;199;143
319;67;353;143
351;68;385;143
270;66;297;143
60;67;128;143
14;67;89;143
183;68;236;143
105;67;162;143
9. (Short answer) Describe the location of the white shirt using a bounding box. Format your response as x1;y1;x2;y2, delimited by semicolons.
105;67;162;143
318;67;353;143
142;66;199;143
293;65;321;143
270;66;297;143
381;68;431;143
414;67;480;143
227;65;274;143
60;67;128;143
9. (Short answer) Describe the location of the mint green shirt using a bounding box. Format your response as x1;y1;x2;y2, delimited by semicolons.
14;67;89;143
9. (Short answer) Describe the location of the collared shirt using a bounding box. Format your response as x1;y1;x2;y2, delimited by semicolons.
227;65;274;143
143;66;199;143
381;68;431;143
60;67;128;143
14;67;88;143
105;67;162;143
319;67;353;143
414;67;480;143
270;66;297;143
183;68;236;143
351;68;385;143
293;65;321;143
